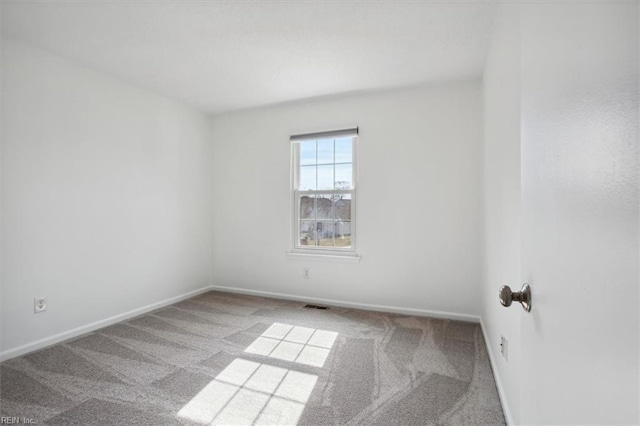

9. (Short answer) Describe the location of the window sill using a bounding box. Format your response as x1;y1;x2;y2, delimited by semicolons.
286;251;361;263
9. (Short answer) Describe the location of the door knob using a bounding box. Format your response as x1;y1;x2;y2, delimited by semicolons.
499;283;532;312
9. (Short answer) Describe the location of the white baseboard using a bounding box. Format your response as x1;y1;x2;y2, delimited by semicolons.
210;285;481;323
0;286;212;362
480;318;514;426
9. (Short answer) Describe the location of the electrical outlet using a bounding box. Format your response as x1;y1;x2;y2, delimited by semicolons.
34;297;47;313
500;335;508;361
303;268;310;279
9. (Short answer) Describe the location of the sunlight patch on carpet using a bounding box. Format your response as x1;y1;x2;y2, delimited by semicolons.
244;322;338;368
177;358;317;425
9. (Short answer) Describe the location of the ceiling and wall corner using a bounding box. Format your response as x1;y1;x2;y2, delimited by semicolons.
1;1;497;115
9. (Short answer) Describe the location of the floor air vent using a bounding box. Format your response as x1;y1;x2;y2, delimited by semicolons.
304;304;329;310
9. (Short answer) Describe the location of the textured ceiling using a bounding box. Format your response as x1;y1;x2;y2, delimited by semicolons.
2;1;497;115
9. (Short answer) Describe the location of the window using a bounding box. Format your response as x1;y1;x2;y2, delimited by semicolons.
291;128;357;255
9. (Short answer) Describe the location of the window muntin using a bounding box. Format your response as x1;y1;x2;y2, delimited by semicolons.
292;135;356;253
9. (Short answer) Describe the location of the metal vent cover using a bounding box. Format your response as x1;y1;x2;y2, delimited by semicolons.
303;304;329;310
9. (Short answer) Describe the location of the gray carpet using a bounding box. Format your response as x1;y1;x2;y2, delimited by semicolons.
0;291;505;425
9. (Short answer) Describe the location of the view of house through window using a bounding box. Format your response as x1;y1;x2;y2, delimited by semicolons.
292;131;356;252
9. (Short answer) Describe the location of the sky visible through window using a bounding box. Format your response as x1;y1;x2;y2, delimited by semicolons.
299;137;353;190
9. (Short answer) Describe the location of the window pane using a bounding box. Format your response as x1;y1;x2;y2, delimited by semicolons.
334;163;352;189
335;138;352;163
299;221;317;246
317;139;334;165
300;141;316;166
316;195;333;220
334;222;351;247
299;165;316;190
317;165;333;190
316;221;334;247
334;194;351;221
299;196;314;220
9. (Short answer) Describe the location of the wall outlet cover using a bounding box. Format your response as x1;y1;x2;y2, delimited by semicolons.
34;297;47;313
500;335;508;361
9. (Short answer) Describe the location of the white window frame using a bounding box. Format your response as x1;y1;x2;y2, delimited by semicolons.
290;130;358;257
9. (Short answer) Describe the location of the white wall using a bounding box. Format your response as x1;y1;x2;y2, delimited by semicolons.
1;39;213;357
210;81;483;317
481;4;521;425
